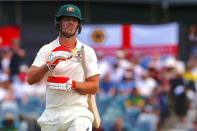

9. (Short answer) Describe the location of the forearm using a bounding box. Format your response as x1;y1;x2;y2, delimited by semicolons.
27;64;48;85
74;81;98;95
74;75;100;95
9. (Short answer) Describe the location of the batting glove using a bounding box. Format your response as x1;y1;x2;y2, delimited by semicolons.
47;75;76;91
46;46;73;73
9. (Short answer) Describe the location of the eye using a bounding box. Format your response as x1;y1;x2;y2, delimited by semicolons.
72;18;78;22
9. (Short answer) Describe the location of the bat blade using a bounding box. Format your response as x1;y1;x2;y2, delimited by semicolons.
81;45;101;128
88;94;101;128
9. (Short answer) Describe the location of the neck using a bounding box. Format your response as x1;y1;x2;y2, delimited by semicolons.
59;34;77;48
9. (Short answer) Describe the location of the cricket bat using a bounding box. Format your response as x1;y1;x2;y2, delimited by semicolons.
81;45;101;129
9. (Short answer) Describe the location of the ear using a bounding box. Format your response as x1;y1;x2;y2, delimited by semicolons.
78;23;82;34
54;17;62;30
55;19;60;30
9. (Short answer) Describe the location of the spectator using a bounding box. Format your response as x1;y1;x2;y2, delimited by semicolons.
0;73;16;104
97;51;112;79
175;56;185;76
188;25;197;58
99;74;116;98
169;68;193;125
157;78;171;125
0;73;9;102
137;104;160;131
147;66;160;83
136;70;157;98
115;49;130;70
117;67;135;97
173;116;193;131
183;62;197;83
10;38;26;79
0;112;17;131
0;49;12;75
124;87;145;111
131;52;145;79
191;119;197;131
148;52;163;71
110;117;127;131
191;58;197;78
110;63;125;84
188;25;197;43
18;114;28;131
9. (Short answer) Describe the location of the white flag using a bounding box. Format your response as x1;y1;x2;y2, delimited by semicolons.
131;23;179;46
130;23;179;55
77;24;122;48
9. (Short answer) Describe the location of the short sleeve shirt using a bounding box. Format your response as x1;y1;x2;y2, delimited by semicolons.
32;37;101;108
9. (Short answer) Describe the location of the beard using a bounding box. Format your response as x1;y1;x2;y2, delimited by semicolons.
60;26;77;38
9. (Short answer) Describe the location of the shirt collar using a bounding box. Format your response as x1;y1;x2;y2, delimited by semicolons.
54;37;83;49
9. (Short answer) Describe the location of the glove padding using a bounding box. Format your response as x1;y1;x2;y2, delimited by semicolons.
47;75;76;91
46;46;72;73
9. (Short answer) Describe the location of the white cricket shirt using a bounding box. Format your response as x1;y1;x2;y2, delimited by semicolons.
32;37;100;125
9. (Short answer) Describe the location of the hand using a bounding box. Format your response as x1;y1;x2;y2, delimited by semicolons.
46;46;72;73
47;75;76;91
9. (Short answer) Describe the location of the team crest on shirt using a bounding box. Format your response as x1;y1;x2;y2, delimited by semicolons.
76;50;81;57
71;48;82;62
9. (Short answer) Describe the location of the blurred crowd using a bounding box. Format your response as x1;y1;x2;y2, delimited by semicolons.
0;38;45;131
95;49;197;131
1;28;197;131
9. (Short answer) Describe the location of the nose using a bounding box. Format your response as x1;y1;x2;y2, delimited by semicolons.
67;20;74;24
61;20;74;25
66;21;74;26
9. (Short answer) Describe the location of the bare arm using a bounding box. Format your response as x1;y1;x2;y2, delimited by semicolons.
27;65;48;85
74;75;100;95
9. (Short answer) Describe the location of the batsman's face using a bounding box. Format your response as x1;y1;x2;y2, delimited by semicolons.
60;17;78;36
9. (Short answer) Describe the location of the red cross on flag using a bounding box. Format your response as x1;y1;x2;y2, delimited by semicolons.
77;23;179;56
